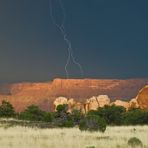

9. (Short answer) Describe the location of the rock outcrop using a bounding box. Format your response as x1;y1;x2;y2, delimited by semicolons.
129;98;139;109
67;99;84;113
0;78;147;112
53;97;85;113
85;96;99;111
137;85;148;109
53;97;68;111
111;100;130;110
84;95;111;112
96;95;110;107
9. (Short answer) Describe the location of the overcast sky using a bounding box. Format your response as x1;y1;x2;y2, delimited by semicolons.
0;0;148;83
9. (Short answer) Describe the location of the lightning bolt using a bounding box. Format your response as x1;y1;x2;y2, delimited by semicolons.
49;0;84;78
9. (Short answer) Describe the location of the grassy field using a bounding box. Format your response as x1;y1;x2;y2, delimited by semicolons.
0;120;147;148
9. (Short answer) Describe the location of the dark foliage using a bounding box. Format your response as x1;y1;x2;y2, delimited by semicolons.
79;115;106;132
128;137;143;148
88;105;126;125
0;100;148;131
53;104;74;127
19;105;52;122
123;109;148;125
0;100;15;117
71;109;84;125
56;104;68;113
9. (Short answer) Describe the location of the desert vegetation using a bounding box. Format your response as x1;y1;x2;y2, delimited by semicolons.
0;100;148;147
0;101;148;129
0;100;148;129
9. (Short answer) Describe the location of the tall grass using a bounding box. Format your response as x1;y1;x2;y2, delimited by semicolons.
0;123;147;148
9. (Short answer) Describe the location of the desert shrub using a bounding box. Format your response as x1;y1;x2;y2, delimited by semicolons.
87;110;98;116
19;105;52;122
56;104;68;113
42;112;52;122
53;115;74;128
128;137;143;148
61;120;74;127
53;104;74;127
0;100;15;117
54;104;69;119
79;115;106;132
89;105;126;125
71;109;84;125
86;146;95;148
124;109;148;125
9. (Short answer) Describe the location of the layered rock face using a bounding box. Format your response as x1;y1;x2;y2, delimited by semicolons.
0;78;148;112
50;79;148;99
137;86;148;109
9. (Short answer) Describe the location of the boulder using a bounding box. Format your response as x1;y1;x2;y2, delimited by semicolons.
86;96;99;111
129;98;139;109
73;102;85;113
111;100;129;110
84;95;111;112
54;97;85;113
67;98;76;113
96;95;110;107
53;97;68;111
136;85;148;109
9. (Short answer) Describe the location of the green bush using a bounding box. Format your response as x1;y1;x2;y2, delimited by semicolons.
71;109;84;125
54;104;69;119
87;110;98;116
56;104;68;113
128;137;143;148
0;100;15;117
53;104;75;127
124;109;148;125
19;105;52;122
96;105;126;125
79;115;106;132
62;120;74;128
42;112;52;122
53;115;75;128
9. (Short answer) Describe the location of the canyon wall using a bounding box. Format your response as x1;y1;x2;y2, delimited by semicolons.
0;78;148;112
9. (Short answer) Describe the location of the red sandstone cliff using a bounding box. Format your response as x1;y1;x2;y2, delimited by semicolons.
137;85;148;109
0;78;148;112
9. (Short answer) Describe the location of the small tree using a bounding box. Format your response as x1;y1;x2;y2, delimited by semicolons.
54;104;74;127
79;115;106;132
54;104;68;121
96;105;126;125
123;108;148;125
0;100;15;117
71;109;84;125
56;104;68;113
42;112;52;122
19;105;52;122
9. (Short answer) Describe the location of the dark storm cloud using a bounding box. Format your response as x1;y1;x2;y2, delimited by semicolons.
0;0;148;83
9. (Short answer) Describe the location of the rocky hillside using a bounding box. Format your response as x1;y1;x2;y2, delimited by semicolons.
137;85;148;109
0;78;148;112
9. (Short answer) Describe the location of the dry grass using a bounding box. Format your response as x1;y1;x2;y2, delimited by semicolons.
0;123;147;148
